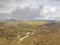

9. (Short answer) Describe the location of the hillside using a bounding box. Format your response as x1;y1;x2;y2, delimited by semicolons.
0;21;60;45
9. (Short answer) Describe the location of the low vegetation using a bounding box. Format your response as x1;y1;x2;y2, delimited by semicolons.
0;21;60;45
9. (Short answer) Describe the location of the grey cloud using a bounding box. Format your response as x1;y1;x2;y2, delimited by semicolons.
49;0;60;1
0;0;10;8
0;0;9;3
0;0;9;2
9;7;40;20
0;6;41;20
0;0;10;5
15;0;23;2
0;13;10;20
0;4;5;8
0;0;60;20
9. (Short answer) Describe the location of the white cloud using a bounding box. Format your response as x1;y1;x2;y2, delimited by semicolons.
0;8;12;13
0;0;60;20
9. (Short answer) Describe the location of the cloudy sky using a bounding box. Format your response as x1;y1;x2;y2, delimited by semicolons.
0;0;60;20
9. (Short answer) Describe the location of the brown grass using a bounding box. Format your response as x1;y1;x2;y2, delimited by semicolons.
0;21;60;45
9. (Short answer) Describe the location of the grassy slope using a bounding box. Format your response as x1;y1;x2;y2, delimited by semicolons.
0;21;60;45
